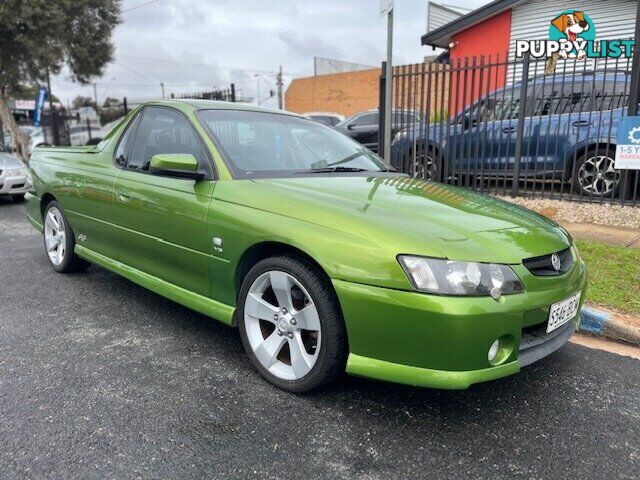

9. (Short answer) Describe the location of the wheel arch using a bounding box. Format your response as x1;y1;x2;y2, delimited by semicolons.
40;192;57;218
235;241;333;303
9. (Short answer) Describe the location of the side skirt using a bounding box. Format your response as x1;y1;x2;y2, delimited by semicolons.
75;244;236;326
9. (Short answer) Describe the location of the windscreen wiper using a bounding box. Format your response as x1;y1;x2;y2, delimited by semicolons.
302;166;370;173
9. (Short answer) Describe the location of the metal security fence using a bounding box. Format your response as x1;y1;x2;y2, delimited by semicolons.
382;51;640;206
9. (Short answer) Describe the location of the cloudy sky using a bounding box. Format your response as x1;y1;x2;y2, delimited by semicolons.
51;0;489;108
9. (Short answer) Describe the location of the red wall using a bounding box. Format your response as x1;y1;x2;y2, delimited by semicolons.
449;9;512;114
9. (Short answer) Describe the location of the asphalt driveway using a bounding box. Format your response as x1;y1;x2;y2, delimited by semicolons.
1;198;639;479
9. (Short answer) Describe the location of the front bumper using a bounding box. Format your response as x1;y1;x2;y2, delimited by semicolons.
0;173;29;195
333;257;586;389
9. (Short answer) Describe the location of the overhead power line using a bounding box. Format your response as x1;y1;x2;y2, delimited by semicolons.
122;0;160;13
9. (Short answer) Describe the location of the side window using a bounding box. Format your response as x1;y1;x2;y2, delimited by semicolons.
115;112;142;167
127;107;211;174
351;113;378;127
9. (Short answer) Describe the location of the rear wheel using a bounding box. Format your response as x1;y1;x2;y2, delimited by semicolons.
412;147;438;181
573;148;621;197
43;201;90;273
238;255;346;392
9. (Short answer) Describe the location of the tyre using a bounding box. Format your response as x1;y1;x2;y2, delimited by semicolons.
43;201;90;273
573;147;621;197
11;194;25;202
238;255;347;392
411;146;439;181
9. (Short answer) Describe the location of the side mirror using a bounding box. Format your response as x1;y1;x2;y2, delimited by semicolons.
461;114;477;130
346;123;355;130
149;153;204;180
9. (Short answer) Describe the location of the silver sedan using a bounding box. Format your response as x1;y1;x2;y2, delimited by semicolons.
0;145;29;201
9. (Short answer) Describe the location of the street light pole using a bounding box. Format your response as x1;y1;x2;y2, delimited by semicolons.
383;3;393;162
277;65;283;110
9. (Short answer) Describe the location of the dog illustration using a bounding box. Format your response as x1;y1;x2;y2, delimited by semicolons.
551;11;590;59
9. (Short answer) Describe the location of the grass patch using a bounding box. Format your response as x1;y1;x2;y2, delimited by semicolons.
576;240;640;315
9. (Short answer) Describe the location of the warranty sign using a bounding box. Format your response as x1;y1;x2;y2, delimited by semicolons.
615;117;640;170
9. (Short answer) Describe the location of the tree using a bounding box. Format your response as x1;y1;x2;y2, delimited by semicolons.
12;84;60;103
0;0;119;161
102;96;121;109
72;95;96;109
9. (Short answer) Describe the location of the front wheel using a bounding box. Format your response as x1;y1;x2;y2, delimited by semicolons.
43;201;90;273
238;255;347;392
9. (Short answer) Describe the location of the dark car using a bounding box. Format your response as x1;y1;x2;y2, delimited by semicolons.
335;109;420;153
391;73;633;198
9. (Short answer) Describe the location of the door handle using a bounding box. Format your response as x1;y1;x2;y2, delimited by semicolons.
501;126;517;133
117;190;131;203
572;120;591;127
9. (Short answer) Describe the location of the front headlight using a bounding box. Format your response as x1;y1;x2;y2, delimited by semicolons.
5;167;27;177
398;255;525;296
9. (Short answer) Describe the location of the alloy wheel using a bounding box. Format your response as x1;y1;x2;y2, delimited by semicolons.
577;155;620;196
243;270;321;381
414;153;437;180
44;207;66;266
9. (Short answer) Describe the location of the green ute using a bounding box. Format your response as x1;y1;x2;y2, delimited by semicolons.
26;100;586;392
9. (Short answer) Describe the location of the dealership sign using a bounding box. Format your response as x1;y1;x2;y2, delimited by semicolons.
615;117;640;170
33;87;47;127
516;10;635;59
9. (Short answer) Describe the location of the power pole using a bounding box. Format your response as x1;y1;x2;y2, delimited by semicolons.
160;82;165;100
277;65;283;110
46;69;60;146
92;83;98;107
382;1;394;163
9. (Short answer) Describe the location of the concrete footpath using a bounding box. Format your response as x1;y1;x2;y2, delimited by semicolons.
565;223;640;249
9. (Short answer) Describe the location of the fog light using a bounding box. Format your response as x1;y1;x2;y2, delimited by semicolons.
488;340;500;362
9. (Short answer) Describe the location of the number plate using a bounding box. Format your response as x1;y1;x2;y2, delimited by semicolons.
547;292;581;333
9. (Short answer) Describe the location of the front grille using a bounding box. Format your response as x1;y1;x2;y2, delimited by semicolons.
11;183;25;189
518;319;575;367
523;247;573;276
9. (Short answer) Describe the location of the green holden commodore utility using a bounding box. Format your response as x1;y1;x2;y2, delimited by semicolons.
25;100;586;392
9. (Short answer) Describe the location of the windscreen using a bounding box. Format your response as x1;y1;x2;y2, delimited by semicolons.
197;109;391;178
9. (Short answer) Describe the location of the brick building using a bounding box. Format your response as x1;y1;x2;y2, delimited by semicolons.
285;68;380;117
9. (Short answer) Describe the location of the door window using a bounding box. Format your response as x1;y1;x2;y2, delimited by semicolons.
125;106;212;176
115;112;142;167
351;113;379;127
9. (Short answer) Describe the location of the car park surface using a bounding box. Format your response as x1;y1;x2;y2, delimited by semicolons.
1;199;639;479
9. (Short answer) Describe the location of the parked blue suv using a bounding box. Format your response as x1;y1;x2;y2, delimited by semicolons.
390;73;633;198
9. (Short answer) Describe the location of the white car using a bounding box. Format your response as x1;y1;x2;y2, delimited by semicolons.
0;144;29;201
303;112;345;127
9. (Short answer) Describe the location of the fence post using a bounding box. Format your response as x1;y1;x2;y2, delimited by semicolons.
230;83;236;102
620;2;640;201
86;118;92;141
511;52;530;197
123;97;128;115
378;61;387;157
